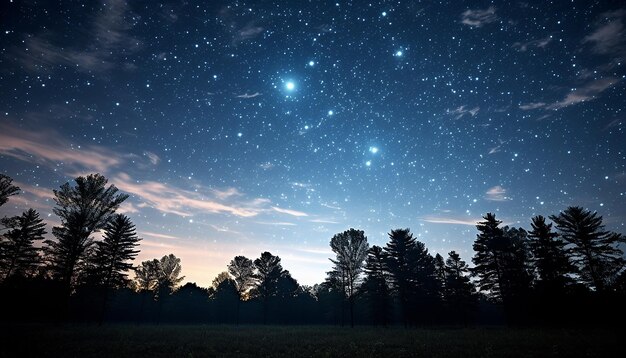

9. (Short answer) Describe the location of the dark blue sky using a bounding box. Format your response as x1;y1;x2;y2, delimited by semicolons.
1;0;624;286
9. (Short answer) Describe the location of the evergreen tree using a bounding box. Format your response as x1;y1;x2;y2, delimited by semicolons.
134;259;160;292
86;214;141;289
550;206;626;291
434;253;446;290
472;213;506;300
444;251;477;325
528;215;573;290
0;209;46;280
328;228;369;327
0;174;20;207
252;251;284;323
156;253;185;298
44;174;128;291
361;245;390;326
383;228;417;326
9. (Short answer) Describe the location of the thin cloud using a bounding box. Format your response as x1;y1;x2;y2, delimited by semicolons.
0;125;122;173
485;185;510;201
420;216;479;226
139;231;182;241
113;172;267;218
236;92;262;99
271;206;309;217
255;221;298;226
519;102;547;110
309;218;341;224
447;105;480;119
547;77;618;109
13;0;141;73
461;7;498;27
512;36;552;52
582;9;626;55
143;151;161;165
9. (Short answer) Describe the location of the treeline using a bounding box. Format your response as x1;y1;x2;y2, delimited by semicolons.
1;173;626;326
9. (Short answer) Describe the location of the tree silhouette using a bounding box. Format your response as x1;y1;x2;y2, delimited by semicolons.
252;251;284;324
329;228;369;327
86;214;141;289
134;259;160;292
361;245;390;326
156;254;185;298
210;273;238;324
227;255;255;324
0;209;46;280
383;228;417;326
471;213;506;300
0;174;20;207
44;174;128;292
444;251;477;325
528;215;573;291
550;206;626;291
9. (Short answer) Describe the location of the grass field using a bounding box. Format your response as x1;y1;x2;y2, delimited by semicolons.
0;324;621;357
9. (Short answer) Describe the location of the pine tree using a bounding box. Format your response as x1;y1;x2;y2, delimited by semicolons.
383;228;417;326
0;174;20;207
253;251;284;324
87;214;141;289
472;213;506;300
550;206;626;291
528;215;573;291
0;209;46;280
361;245;390;326
444;251;476;325
44;174;128;291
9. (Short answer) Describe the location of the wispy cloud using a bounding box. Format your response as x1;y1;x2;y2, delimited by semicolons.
582;9;626;55
447;105;480;119
461;7;497;27
485;185;510;201
0;124;122;173
420;216;479;226
309;218;341;224
255;221;297;226
113;172;268;218
236;92;262;99
519;77;619;110
512;36;552;52
271;206;309;217
139;231;182;240
143;151;161;165
519;102;547;110
13;0;141;73
547;77;618;109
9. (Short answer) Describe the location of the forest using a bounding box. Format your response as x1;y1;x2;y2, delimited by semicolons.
1;172;625;327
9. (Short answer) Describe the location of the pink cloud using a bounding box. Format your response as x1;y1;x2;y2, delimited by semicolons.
0;125;121;173
271;206;309;217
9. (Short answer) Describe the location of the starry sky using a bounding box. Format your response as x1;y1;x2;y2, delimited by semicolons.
1;1;625;287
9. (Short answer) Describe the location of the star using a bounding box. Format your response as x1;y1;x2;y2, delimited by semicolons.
286;81;295;91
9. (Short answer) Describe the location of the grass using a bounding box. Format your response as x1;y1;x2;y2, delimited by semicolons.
0;324;622;357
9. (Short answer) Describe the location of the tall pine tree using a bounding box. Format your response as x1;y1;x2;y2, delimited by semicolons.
550;206;626;291
0;209;46;280
361;245;390;326
0;174;20;207
528;215;573;291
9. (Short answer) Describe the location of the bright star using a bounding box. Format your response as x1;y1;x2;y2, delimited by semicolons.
369;146;379;154
328;110;334;116
365;160;372;167
308;61;315;66
395;50;403;57
286;81;295;90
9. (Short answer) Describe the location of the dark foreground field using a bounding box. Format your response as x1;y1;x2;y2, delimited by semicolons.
0;324;622;357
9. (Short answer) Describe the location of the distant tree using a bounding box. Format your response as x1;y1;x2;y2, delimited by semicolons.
134;259;160;292
329;228;369;327
444;251;477;325
383;228;418;326
361;245;390;326
550;206;626;291
211;273;238;324
408;240;442;324
434;253;446;289
252;251;284;324
0;209;46;280
227;256;256;324
44;174;128;292
156;254;185;298
528;215;573;291
0;174;20;207
86;214;141;289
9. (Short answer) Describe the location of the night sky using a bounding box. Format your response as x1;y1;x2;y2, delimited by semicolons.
1;1;625;287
